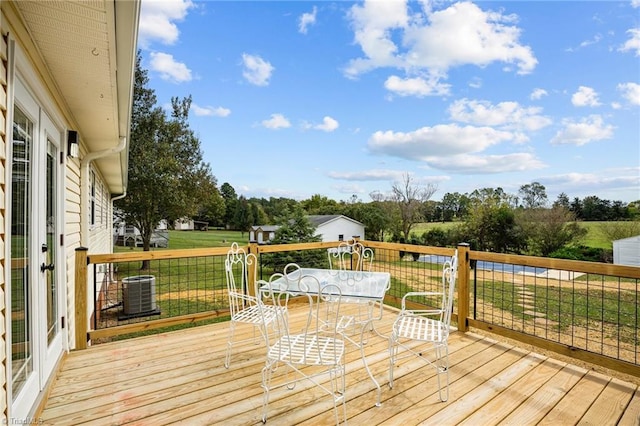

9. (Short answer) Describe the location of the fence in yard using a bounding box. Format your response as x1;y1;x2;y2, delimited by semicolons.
77;240;640;378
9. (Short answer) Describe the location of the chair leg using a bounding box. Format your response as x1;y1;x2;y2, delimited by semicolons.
435;344;450;402
261;360;275;423
388;336;397;389
224;320;236;369
329;364;347;425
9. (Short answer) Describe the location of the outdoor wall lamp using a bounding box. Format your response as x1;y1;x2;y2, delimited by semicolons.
67;130;79;158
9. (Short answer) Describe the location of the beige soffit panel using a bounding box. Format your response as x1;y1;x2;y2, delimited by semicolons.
13;0;139;194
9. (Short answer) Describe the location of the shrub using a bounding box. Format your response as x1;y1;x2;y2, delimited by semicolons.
548;245;612;262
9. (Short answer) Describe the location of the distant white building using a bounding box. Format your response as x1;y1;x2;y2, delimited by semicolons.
307;215;365;242
613;235;640;267
250;215;365;244
249;225;280;244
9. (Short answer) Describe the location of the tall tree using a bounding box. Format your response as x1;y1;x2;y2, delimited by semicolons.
553;192;571;211
233;196;254;236
220;182;238;229
390;173;438;241
115;52;214;265
519;182;548;209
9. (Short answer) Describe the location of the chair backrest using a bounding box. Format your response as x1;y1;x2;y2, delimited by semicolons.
263;273;344;365
225;242;258;315
442;250;459;327
328;240;374;272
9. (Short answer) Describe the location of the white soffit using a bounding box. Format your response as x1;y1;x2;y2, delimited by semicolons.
14;0;138;194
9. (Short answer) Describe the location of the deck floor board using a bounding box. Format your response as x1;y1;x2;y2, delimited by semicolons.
40;304;639;425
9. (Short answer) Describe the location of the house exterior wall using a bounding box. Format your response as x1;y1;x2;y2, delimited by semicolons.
613;236;640;267
0;7;120;421
175;218;194;231
316;218;365;242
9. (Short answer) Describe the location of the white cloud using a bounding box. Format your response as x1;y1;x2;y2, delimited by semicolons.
633;0;640;7
619;28;640;56
448;98;552;132
242;54;275;86
149;52;192;83
299;6;318;34
384;75;451;97
424;153;546;174
530;88;548;100
540;171;640;194
550;115;614;146
574;34;602;50
344;0;537;89
261;113;291;129
345;0;409;76
331;183;366;195
571;86;601;107
139;0;194;48
618;82;640;105
191;103;231;117
328;169;407;181
367;124;516;161
313;116;339;132
468;77;482;89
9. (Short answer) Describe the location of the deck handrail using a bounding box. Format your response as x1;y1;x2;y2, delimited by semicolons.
75;240;640;378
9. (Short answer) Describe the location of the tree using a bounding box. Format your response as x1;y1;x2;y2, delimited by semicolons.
390;173;438;241
519;182;548;209
249;201;268;226
195;184;225;227
265;206;325;270
115;52;215;267
300;194;339;214
342;201;389;242
598;220;640;245
220;182;238;229
516;206;587;256
233;196;254;236
464;197;524;253
553;192;571;211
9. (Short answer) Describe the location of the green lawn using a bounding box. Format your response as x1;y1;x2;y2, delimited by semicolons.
166;229;246;249
576;221;616;249
115;229;246;252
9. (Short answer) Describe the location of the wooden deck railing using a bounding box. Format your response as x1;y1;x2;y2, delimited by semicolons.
75;241;640;378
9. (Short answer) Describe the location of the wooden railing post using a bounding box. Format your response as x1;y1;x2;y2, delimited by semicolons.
457;243;470;332
74;247;89;350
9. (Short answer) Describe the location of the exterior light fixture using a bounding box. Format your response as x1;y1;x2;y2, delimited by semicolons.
67;130;79;158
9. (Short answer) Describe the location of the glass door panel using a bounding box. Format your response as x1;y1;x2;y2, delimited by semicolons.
11;105;33;397
46;140;57;344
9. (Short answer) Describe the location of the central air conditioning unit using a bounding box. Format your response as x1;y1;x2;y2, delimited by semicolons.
122;275;157;315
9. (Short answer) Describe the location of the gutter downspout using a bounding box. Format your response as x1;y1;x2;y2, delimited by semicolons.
80;136;127;248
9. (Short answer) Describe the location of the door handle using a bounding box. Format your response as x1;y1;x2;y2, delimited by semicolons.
41;263;55;272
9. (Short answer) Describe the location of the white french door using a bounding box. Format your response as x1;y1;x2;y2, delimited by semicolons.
10;78;64;417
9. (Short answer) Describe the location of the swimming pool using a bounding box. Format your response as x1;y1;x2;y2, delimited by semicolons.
417;255;548;275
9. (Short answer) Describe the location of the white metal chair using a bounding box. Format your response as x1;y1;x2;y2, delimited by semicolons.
260;273;348;425
328;240;374;272
224;242;285;369
328;241;383;337
388;250;458;402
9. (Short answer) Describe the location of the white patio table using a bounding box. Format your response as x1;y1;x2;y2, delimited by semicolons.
264;267;391;406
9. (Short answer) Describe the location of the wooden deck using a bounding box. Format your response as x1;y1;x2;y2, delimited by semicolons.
40;304;640;425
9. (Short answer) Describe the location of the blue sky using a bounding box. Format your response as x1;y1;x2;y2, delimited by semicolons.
137;0;640;204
